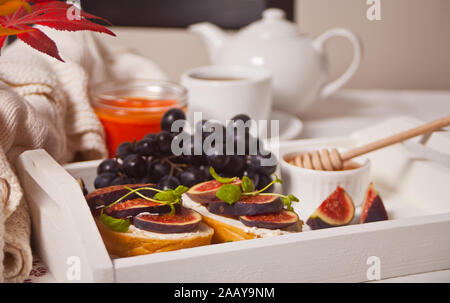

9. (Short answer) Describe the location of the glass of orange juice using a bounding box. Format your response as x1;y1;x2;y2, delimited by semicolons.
91;79;187;157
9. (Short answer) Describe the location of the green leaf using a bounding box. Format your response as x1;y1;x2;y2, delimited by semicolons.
173;185;189;197
209;166;237;184
274;174;283;185
282;197;293;211
281;194;300;211
241;176;254;193
154;190;175;202
216;184;242;204
287;194;299;202
100;211;130;232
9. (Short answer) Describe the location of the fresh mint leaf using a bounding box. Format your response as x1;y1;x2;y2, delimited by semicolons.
241;176;254;193
282;197;293;211
209;166;236;184
100;211;130;232
173;185;189;197
154;190;175;202
281;194;299;211
216;184;242;204
287;194;299;202
274;174;283;185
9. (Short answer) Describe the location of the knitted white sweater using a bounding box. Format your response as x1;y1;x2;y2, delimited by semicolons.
0;27;166;282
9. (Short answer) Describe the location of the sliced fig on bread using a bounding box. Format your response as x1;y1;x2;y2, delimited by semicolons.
239;210;299;230
86;183;155;211
104;198;181;218
133;207;202;233
186;179;241;204
360;183;388;223
306;186;355;230
208;194;283;216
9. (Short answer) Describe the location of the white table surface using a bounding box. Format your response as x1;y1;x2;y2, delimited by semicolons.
298;89;450;139
29;89;450;283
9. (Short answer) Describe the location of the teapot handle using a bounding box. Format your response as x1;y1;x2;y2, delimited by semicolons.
313;28;362;98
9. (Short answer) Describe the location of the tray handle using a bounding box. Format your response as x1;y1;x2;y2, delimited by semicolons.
15;149;114;282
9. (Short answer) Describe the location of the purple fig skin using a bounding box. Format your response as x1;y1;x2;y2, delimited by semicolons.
239;210;299;229
186;179;241;204
361;195;388;223
208;195;283;216
86;184;156;211
186;191;220;204
105;201;181;218
133;208;202;233
306;187;355;230
306;216;335;230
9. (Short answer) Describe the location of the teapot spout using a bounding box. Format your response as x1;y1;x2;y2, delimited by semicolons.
189;22;228;63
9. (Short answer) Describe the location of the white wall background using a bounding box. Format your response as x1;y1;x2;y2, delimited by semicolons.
100;0;450;90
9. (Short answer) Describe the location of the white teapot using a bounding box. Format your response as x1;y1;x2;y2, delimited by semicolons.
189;8;361;114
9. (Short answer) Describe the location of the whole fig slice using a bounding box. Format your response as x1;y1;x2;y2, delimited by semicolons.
186;179;241;204
208;194;283;216
306;186;355;230
133;207;202;233
104;198;181;218
360;183;388;223
86;183;155;212
239;210;299;230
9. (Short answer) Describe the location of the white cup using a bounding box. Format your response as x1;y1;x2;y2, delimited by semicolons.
181;65;272;125
280;147;371;221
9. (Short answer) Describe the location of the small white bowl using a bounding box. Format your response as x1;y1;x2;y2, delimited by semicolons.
280;147;371;221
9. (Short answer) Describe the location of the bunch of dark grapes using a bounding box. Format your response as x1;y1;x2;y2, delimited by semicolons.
94;109;277;192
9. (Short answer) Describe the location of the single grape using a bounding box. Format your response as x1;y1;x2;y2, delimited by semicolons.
230;114;250;124
223;155;245;175
161;108;185;133
242;169;260;189
97;159;120;175
256;173;274;192
247;152;277;175
198;165;212;180
206;145;231;171
135;136;158;156
122;154;147;178
228;114;251;131
94;172;116;189
157;131;174;155
148;159;171;181
157;175;181;190
110;176;133;186
115;141;135;159
179;167;206;187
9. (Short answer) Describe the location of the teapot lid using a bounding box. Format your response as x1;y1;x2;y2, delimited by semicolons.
238;8;303;40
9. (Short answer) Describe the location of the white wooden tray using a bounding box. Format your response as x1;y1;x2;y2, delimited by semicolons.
15;117;450;282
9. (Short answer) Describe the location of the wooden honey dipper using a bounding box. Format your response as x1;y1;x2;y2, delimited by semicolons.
289;116;450;171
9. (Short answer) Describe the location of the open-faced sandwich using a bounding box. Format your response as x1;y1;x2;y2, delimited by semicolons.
85;183;214;257
183;167;303;243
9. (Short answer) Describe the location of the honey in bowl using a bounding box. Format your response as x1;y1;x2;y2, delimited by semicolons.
91;80;187;157
285;154;361;171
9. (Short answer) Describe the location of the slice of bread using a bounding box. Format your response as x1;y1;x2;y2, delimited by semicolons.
183;196;303;244
95;218;214;258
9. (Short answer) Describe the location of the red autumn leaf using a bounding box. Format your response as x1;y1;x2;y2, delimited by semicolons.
0;0;115;61
0;35;6;54
16;26;63;61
